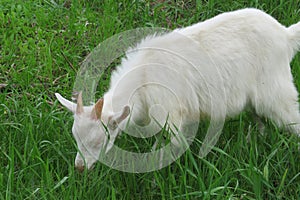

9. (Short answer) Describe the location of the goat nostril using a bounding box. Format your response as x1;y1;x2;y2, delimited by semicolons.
75;165;85;172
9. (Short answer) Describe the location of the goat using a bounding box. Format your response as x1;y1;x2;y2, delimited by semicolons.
56;8;300;171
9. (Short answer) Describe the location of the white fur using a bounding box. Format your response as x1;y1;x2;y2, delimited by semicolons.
56;8;300;171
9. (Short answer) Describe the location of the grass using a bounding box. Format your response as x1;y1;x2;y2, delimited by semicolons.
1;0;300;199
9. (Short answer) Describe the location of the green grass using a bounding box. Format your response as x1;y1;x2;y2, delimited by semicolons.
1;0;300;199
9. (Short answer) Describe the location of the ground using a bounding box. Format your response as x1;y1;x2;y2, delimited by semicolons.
0;0;300;199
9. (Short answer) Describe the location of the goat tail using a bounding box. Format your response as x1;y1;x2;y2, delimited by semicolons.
288;21;300;55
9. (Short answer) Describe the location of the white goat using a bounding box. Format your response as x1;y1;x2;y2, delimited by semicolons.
56;8;300;171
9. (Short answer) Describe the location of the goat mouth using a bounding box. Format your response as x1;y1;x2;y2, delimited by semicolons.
75;165;85;173
75;164;95;173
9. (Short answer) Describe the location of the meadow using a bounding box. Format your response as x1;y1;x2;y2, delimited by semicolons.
1;0;300;199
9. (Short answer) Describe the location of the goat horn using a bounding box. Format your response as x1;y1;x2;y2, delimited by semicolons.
76;91;84;114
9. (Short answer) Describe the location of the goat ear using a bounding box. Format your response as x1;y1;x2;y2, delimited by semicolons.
116;105;130;124
55;93;76;113
108;106;130;129
91;98;104;120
